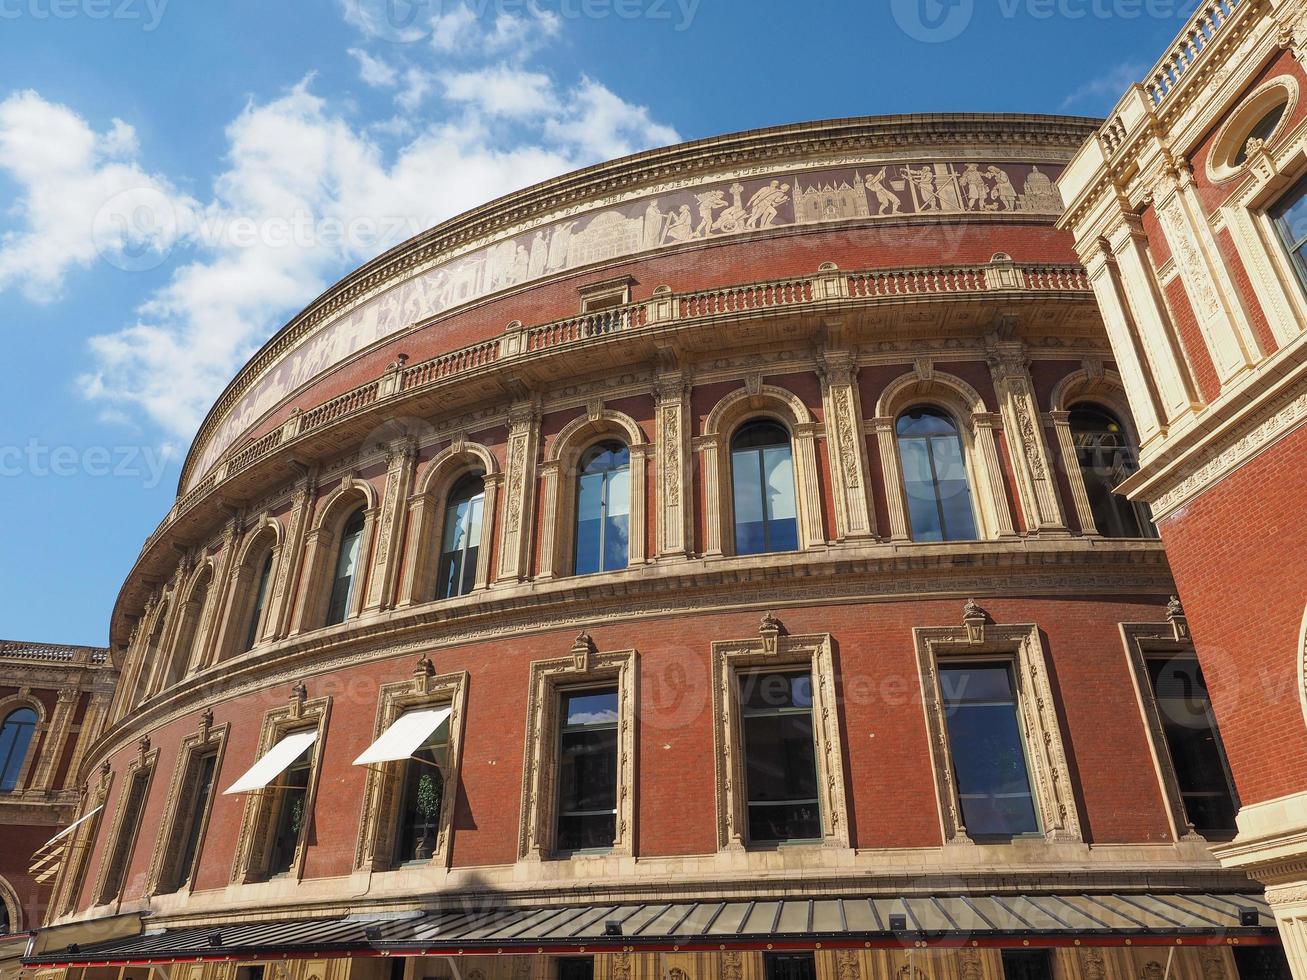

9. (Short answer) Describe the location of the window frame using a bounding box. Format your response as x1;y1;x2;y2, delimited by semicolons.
729;419;801;556
572;441;632;575
914;615;1083;845
1065;402;1158;539
326;506;368;626
710;617;850;851
554;685;621;854
1122;619;1241;842
92;742;158;907
737;669;823;845
436;472;487;600
355;666;468;873
518;636;636;861
147;716;227;897
230;692;331;884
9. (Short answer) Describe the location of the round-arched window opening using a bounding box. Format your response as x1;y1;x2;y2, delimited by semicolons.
1068;405;1158;539
730;420;798;556
1233;102;1287;166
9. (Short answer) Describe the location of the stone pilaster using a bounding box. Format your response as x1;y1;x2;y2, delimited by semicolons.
364;439;419;611
872;418;911;542
29;688;78;793
63;692;111;791
818;349;875;542
496;402;541;583
654;375;692;559
269;476;315;640
987;341;1067;535
1050;410;1100;534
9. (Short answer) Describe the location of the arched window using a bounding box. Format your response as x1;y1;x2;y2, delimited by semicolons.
243;551;275;652
0;894;9;935
0;708;38;792
574;442;630;575
1069;406;1157;539
164;569;211;690
896;407;978;542
437;473;485;599
731;421;798;556
325;507;366;626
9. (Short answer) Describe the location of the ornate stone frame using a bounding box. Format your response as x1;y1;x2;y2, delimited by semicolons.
0;693;46;795
1299;601;1307;733
1048;367;1152;537
518;634;637;860
710;614;850;851
230;690;332;884
147;712;229;896
697;381;826;557
1206;75;1301;184
92;738;159;908
354;659;469;872
398;440;501;605
52;766;112;918
292;479;378;633
913;605;1083;844
537;406;649;578
873;367;1017;542
0;874;21;934
1121;606;1239;842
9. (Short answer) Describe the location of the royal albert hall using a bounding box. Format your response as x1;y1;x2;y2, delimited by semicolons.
19;114;1293;980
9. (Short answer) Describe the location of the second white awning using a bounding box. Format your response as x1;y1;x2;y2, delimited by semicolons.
224;730;317;795
352;707;451;766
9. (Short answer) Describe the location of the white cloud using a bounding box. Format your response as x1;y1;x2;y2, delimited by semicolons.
348;47;398;88
1059;61;1145;112
0;91;194;302
441;66;556;118
3;3;678;440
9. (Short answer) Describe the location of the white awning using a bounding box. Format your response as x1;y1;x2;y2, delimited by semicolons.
29;805;105;883
223;730;317;794
352;707;451;766
39;804;104;850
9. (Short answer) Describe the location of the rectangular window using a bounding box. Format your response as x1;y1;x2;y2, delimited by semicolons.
100;769;150;901
739;672;821;843
1271;172;1307;292
556;689;618;852
394;716;451;865
939;663;1040;838
557;959;595;980
1002;950;1054;980
168;750;218;891
265;745;313;876
1146;656;1239;836
1234;945;1294;980
764;953;816;980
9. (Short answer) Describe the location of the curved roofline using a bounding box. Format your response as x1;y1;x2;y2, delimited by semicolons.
176;111;1102;495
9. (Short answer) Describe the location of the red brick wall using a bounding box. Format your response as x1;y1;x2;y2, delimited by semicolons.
1157;422;1307;807
75;592;1179;914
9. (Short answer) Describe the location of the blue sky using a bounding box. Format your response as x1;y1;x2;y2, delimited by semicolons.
0;0;1196;645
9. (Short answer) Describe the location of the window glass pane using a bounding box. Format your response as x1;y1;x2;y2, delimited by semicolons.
739;672;820;842
1271;175;1307;289
1147;658;1239;834
0;708;37;792
939;664;1039;838
732;421;797;556
557;689;618;851
575;470;604;575
326;510;365;625
268;750;312;876
1070;406;1155;538
396;719;450;864
732;446;766;555
897;408;977;542
765;954;816;980
930;433;978;540
438;477;484;599
602;465;630;571
1002;950;1054;980
173;752;218;889
245;553;274;651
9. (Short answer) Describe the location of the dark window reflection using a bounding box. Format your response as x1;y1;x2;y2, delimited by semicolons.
765;954;816;980
556;689;619;851
1069;406;1157;538
939;663;1039;838
395;713;451;864
1272;173;1307;294
244;551;274;652
1002;950;1054;980
267;747;312;876
437;473;485;599
0;707;37;792
326;508;366;625
575;442;630;575
896;407;978;542
1146;657;1239;836
739;672;820;843
731;420;798;556
1233;103;1286;166
171;750;218;890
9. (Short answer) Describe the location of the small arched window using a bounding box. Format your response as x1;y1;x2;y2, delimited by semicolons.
244;551;275;652
437;473;485;599
896;407;978;542
0;894;10;935
731;420;798;556
575;442;631;575
0;708;38;793
326;507;366;626
1069;406;1157;539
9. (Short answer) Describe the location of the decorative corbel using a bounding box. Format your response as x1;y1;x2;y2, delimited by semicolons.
289;681;308;717
571;631;596;672
759;611;785;656
963;598;990;644
413;654;436;695
1167;596;1190;642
